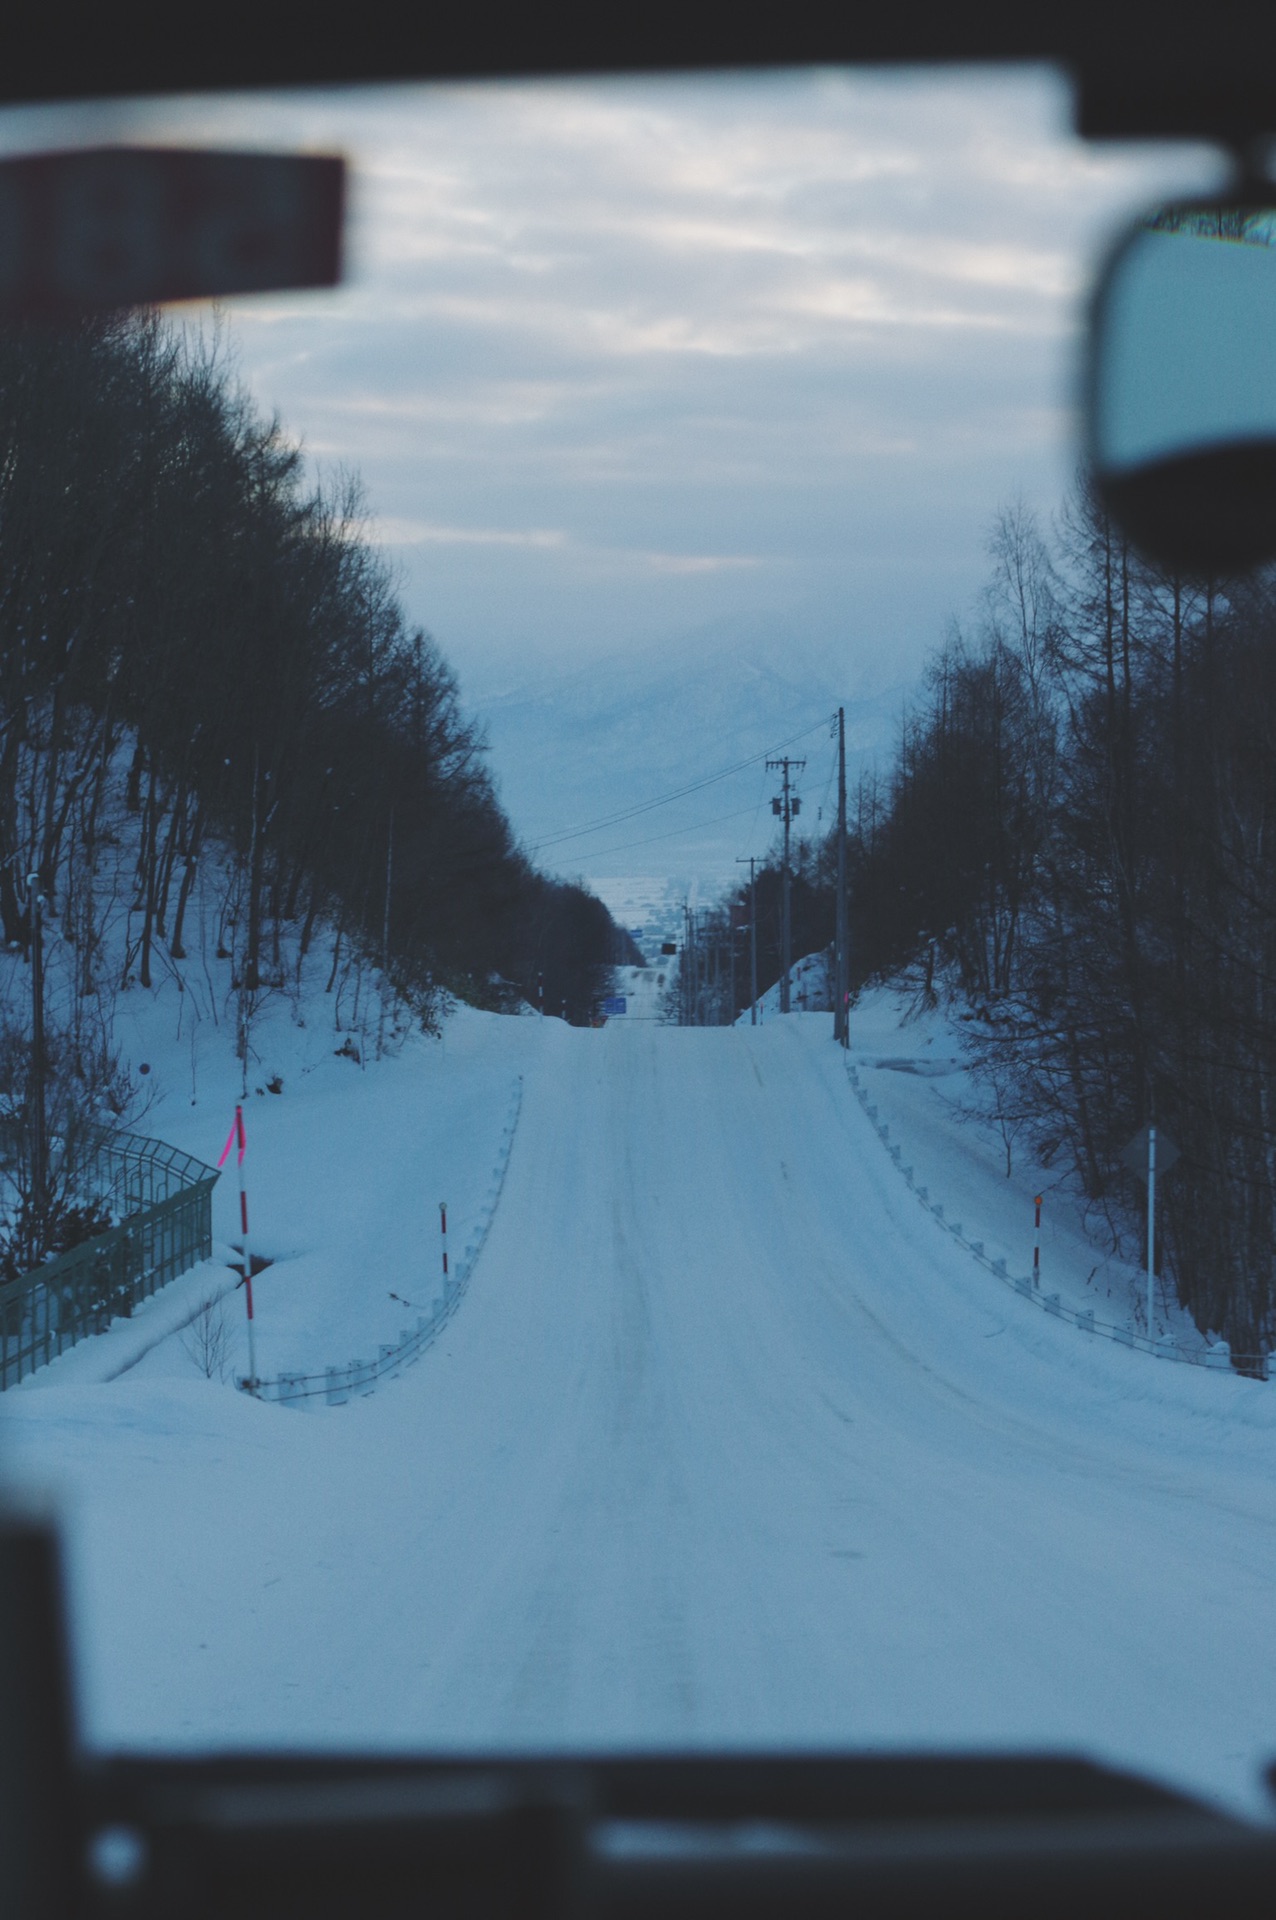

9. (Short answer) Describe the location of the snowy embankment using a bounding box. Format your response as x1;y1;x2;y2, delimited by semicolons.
845;985;1210;1353
16;986;543;1394
741;947;832;1019
2;992;1275;1826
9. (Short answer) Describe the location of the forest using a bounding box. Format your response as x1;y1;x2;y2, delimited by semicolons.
0;312;634;1274
713;489;1276;1365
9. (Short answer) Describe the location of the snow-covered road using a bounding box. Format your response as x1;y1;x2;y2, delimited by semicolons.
4;1014;1276;1816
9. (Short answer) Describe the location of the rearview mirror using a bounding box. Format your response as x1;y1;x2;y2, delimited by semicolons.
1087;198;1276;576
0;148;345;320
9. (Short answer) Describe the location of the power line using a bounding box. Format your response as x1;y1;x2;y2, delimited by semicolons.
532;716;824;851
551;798;767;865
529;714;832;853
742;760;771;855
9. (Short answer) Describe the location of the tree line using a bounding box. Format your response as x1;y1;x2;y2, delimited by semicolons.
0;312;632;1271
715;488;1276;1365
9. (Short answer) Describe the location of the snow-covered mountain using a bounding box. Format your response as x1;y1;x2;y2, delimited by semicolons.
469;614;906;894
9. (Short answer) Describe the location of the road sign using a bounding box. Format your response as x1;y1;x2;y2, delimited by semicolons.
0;148;344;319
602;996;627;1016
1120;1125;1180;1182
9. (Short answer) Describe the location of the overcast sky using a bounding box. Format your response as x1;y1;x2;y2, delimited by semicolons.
2;70;1219;710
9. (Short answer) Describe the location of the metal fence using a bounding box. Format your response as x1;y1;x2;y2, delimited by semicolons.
0;1128;219;1389
254;1075;523;1408
844;1057;1270;1381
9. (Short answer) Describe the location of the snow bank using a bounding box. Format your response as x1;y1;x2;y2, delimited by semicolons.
846;986;1208;1353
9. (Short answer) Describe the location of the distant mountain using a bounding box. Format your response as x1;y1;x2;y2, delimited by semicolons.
470;614;907;892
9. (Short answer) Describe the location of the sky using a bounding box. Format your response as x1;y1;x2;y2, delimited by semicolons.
0;72;1222;879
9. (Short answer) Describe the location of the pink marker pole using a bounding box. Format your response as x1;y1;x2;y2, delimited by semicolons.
220;1106;256;1386
1033;1193;1042;1290
440;1201;449;1290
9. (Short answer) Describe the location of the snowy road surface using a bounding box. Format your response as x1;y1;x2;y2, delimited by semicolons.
4;1014;1276;1816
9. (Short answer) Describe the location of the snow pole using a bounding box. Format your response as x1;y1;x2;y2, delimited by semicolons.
1033;1194;1042;1290
439;1200;449;1290
537;972;544;1020
219;1105;256;1387
1146;1126;1157;1337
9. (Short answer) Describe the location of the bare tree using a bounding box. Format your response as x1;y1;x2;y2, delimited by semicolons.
180;1294;232;1383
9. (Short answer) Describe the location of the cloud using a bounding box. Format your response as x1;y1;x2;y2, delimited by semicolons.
638;552;762;576
375;518;764;577
376;518;567;549
39;68;1219;685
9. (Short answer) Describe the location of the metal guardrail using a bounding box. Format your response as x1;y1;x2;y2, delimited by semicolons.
844;1057;1269;1380
252;1076;523;1408
0;1127;219;1389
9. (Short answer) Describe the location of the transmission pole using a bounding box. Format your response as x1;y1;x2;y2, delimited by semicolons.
735;855;758;1025
683;903;702;1027
766;756;805;1014
728;906;736;1024
834;707;848;1047
682;903;690;1026
710;917;719;1020
689;908;697;1026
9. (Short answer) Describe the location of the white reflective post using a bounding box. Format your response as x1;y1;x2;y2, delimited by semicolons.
1146;1125;1157;1337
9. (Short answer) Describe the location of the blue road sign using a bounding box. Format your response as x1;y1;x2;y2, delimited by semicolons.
602;996;627;1016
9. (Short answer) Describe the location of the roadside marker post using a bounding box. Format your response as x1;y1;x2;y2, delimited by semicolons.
1119;1124;1179;1338
219;1105;257;1388
440;1201;449;1292
1033;1194;1042;1289
1146;1127;1157;1337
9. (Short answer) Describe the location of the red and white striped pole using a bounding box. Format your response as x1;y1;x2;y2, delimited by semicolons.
219;1105;256;1386
439;1200;449;1289
1033;1193;1042;1290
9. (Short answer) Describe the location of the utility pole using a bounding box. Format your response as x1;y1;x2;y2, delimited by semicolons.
766;756;804;1014
727;905;736;1025
736;855;758;1025
690;911;700;1026
834;707;848;1047
709;918;717;1020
